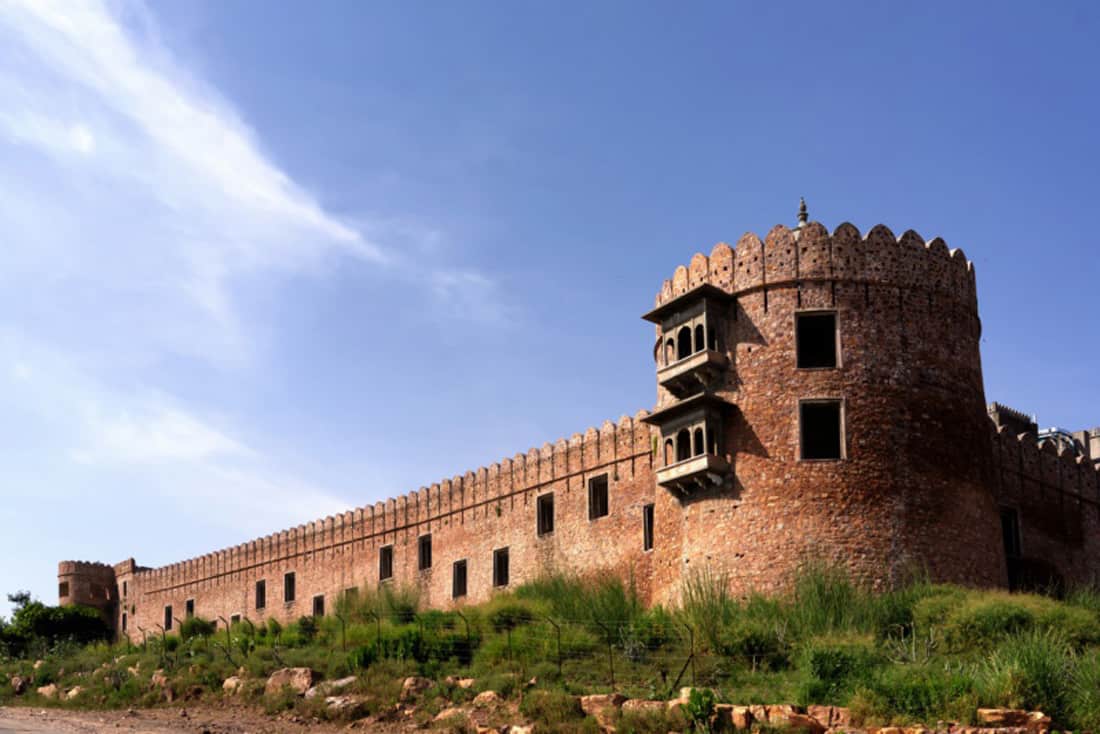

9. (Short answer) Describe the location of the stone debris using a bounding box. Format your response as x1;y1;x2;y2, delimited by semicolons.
221;676;242;695
399;675;433;702
324;694;368;718
35;683;58;699
10;675;27;695
64;685;84;700
305;675;358;700
580;693;627;729
473;690;502;708
263;667;315;697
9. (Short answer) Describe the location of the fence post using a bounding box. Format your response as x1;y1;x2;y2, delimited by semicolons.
594;620;615;689
545;617;562;677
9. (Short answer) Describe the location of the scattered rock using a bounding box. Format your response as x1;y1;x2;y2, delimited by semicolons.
509;726;533;734
622;699;665;715
457;677;476;689
32;660;44;670
36;683;58;699
806;705;850;728
977;709;1029;727
784;713;825;734
1027;711;1052;734
473;690;502;708
10;675;27;695
581;693;627;729
222;676;243;695
264;667;316;697
762;704;803;725
325;695;368;718
65;685;84;700
150;669;169;689
400;676;433;702
435;707;470;722
714;703;753;730
305;675;358;699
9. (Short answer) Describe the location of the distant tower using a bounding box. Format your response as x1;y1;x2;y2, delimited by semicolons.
57;561;118;629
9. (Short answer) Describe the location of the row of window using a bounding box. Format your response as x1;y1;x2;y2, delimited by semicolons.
661;310;839;370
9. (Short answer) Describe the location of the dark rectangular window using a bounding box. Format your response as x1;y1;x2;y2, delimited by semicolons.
588;474;609;520
230;614;241;625
537;492;554;535
418;534;432;571
255;580;266;610
643;503;655;551
379;545;394;581
493;547;510;588
796;312;838;369
344;587;358;603
312;594;325;617
800;401;843;460
283;572;296;603
185;599;195;618
58;582;69;598
122;581;128;597
121;613;127;632
1001;508;1022;558
452;560;468;598
164;605;173;631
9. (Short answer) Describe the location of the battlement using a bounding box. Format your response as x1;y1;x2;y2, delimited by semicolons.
653;221;977;312
132;409;653;592
58;560;116;576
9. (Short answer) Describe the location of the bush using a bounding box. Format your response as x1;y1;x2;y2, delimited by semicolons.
179;617;216;641
720;619;790;672
797;637;882;704
487;600;538;632
519;688;584;726
855;664;977;723
974;628;1073;724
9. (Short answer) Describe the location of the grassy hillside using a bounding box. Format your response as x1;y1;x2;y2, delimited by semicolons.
4;562;1100;730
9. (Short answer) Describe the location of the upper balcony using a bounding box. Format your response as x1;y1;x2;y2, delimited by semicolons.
657;349;728;398
644;283;733;398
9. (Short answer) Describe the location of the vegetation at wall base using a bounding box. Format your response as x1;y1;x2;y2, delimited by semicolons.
4;563;1100;729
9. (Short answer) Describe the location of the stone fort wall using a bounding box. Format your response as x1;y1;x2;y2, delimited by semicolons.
59;217;1100;640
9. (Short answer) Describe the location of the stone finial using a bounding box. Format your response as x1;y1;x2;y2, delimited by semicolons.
797;197;808;227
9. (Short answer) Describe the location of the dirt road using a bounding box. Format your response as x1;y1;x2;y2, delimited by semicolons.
0;706;355;733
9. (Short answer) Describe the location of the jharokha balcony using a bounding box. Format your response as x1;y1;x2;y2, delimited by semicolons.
642;392;734;495
654;452;730;494
656;349;728;398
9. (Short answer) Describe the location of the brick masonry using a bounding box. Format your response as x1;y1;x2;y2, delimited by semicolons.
57;217;1100;640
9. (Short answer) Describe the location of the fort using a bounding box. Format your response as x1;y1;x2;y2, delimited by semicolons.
59;204;1100;640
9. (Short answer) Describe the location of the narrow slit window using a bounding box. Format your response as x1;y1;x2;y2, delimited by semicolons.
418;534;432;571
379;545;394;581
164;605;173;631
588;474;609;519
255;580;266;610
283;572;296;603
121;613;127;632
185;599;194;618
452;560;468;598
537;492;554;535
493;547;510;587
796;312;838;368
800;400;843;460
312;594;325;617
643;503;655;551
123;581;127;597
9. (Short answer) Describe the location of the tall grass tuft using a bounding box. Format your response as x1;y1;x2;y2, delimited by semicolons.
974;628;1073;723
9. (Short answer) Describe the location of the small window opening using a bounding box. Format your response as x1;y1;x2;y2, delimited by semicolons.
643;504;655;551
123;581;127;597
675;429;691;462
796;312;838;368
694;324;705;352
664;339;675;365
588;474;609;519
693;427;704;456
255;580;266;610
493;547;510;587
800;401;843;460
379;545;394;581
537;492;554;535
708;327;718;351
676;326;692;360
663;438;674;465
185;599;194;618
121;613;127;632
452;560;468;598
312;594;325;617
58;582;69;598
418;534;432;571
283;572;296;603
230;614;241;625
164;605;173;631
707;427;719;455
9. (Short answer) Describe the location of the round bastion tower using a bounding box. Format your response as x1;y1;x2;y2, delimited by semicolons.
642;202;1005;596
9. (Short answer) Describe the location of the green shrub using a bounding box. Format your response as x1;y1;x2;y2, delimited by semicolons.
720;619;790;672
680;567;738;652
618;707;674;734
519;688;584;725
974;628;1073;724
1069;650;1100;730
179;617;216;641
856;664;977;722
487;600;538;632
788;559;862;637
797;636;882;704
679;687;716;733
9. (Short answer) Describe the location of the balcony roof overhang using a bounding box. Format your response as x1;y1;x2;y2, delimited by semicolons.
641;283;733;324
641;392;735;425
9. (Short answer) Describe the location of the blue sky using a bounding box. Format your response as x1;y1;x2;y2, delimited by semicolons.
1;1;1097;619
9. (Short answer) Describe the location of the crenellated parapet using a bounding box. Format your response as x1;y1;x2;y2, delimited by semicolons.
652;222;978;313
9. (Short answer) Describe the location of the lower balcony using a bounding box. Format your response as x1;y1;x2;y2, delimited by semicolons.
657;350;728;397
655;453;729;494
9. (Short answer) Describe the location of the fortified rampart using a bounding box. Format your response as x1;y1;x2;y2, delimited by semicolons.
59;208;1100;640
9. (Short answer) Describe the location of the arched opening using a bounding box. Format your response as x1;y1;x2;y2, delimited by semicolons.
664;339;675;366
693;428;704;456
694;324;705;353
675;429;691;462
663;438;674;466
677;327;692;361
707;427;719;455
708;326;718;351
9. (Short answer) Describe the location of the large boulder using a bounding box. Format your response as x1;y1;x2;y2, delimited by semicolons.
581;693;627;730
65;686;84;700
264;667;316;697
435;706;471;723
806;705;849;728
399;675;433;702
306;675;358;700
325;695;368;718
977;708;1029;726
473;690;502;708
621;699;665;715
714;704;753;730
10;675;27;695
222;676;243;695
36;683;58;699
